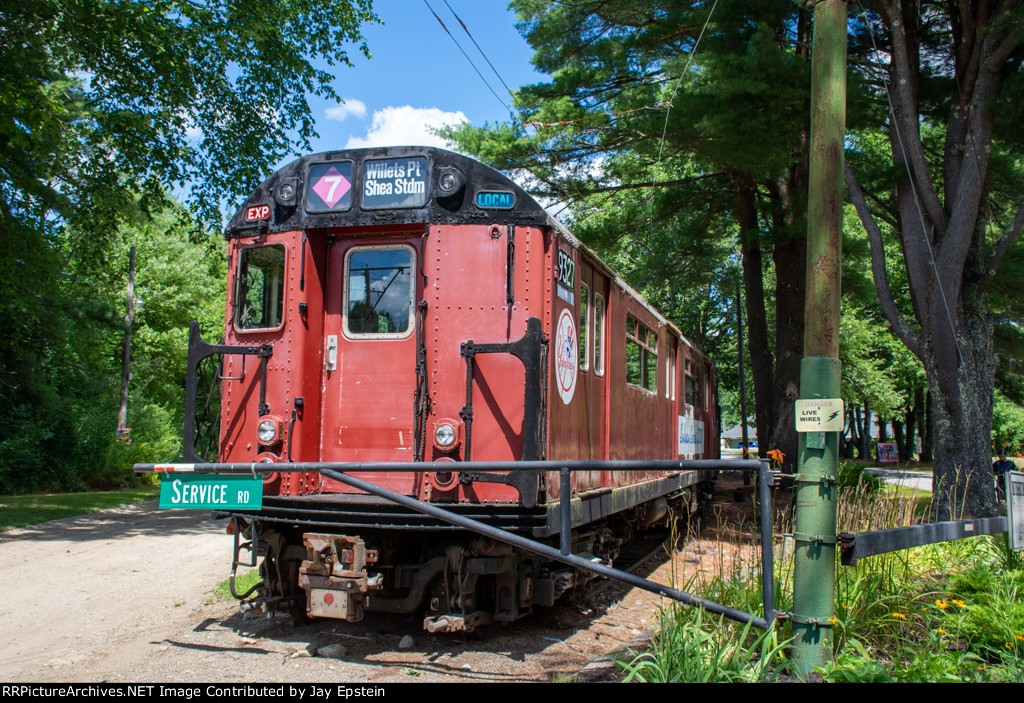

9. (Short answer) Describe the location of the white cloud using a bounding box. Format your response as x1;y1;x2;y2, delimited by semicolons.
344;106;468;149
325;98;368;122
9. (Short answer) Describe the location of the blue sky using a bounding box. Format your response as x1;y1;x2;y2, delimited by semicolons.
293;1;542;164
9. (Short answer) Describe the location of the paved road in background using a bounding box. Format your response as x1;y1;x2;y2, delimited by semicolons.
722;449;934;492
864;467;933;492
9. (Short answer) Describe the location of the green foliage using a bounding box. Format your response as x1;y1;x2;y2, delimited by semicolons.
619;606;788;683
837;462;883;492
0;0;377;230
0;207;225;494
825;520;1024;683
992;391;1024;454
0;0;376;493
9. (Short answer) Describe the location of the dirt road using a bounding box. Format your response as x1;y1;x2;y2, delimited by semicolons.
0;478;763;683
0;500;694;683
0;502;230;681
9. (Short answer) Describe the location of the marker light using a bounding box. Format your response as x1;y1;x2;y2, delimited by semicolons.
434;423;456;448
257;419;278;445
275;177;299;206
436;167;464;195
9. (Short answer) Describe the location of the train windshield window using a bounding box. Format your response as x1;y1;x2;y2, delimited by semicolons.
345;247;415;337
594;294;605;376
626;315;657;392
236;245;285;330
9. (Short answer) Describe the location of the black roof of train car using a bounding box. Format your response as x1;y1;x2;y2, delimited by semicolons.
225;146;551;237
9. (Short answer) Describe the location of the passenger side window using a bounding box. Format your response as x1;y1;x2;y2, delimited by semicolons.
626;315;657;392
579;283;590;372
594;294;605;376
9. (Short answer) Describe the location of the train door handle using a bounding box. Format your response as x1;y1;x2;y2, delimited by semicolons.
326;335;338;371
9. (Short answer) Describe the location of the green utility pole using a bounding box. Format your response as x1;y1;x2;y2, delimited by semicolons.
791;0;847;677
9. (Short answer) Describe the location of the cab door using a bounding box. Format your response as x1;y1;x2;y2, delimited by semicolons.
319;236;421;494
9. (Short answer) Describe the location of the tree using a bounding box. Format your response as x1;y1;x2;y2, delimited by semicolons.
844;0;1024;516
0;0;377;492
446;0;817;469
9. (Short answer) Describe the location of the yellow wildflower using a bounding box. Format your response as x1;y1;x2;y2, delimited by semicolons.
827;617;838;625
935;599;948;609
1016;634;1024;642
938;627;947;634
951;599;966;607
892;612;907;620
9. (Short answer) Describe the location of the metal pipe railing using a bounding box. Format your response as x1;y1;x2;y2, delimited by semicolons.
135;458;777;629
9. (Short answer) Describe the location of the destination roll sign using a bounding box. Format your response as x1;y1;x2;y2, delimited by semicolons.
361;157;428;209
794;398;845;432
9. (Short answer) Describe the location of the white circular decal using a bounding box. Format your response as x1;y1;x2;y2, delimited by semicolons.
555;308;578;404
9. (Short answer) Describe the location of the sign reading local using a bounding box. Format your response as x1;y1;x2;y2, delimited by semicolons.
794;398;845;432
305;161;353;213
159;474;263;510
362;157;429;209
476;190;515;210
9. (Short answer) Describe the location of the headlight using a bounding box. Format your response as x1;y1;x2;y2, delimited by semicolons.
434;423;456;448
257;420;278;445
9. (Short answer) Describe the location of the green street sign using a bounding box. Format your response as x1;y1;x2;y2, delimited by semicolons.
159;474;263;509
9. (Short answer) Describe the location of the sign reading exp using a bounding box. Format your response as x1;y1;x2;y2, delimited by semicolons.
362;157;429;209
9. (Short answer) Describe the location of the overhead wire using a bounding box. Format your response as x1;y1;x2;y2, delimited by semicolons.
422;0;513;121
424;0;589;220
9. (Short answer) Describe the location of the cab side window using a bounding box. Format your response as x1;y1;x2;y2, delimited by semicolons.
237;245;285;330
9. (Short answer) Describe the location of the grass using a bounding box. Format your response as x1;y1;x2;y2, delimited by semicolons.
0;486;160;532
210;569;262;603
619;463;1022;683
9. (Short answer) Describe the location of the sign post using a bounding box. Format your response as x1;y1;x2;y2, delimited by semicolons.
792;0;847;678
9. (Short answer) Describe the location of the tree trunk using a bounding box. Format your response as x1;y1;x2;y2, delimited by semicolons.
766;173;807;473
847;407;859;458
738;183;774;459
859;402;871;459
903;404;917;461
893;417;906;461
924;282;999;518
842;0;1022;518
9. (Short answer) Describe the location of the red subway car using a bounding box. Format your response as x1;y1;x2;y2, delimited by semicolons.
186;146;719;631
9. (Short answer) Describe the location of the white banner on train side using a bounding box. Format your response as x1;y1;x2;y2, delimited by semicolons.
678;416;704;456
